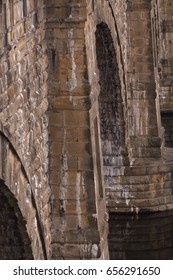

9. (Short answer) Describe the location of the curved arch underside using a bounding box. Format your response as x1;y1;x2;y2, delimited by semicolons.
95;23;128;187
0;183;33;260
0;132;46;260
96;23;125;155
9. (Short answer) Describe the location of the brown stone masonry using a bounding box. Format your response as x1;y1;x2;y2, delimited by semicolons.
0;0;173;259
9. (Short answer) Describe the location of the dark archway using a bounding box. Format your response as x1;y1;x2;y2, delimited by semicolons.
0;181;33;259
95;23;127;193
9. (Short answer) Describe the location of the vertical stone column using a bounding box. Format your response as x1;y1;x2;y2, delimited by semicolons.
155;0;173;148
45;0;108;259
127;0;161;164
157;0;173;93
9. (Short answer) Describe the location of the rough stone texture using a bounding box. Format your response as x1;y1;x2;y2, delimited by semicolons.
0;0;50;259
45;0;108;260
1;0;173;259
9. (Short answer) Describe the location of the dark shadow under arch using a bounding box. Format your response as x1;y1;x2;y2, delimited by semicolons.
95;22;128;188
0;131;47;259
0;180;33;259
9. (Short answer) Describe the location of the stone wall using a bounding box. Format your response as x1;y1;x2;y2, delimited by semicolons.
44;0;108;259
0;133;46;259
0;0;109;259
151;0;173;148
0;0;50;259
1;0;173;260
85;0;173;214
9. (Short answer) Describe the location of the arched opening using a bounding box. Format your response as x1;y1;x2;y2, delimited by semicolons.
0;181;33;259
95;23;127;198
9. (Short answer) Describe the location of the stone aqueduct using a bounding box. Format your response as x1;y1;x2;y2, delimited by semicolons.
0;0;173;259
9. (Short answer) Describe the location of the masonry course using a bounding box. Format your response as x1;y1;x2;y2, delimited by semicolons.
0;0;173;259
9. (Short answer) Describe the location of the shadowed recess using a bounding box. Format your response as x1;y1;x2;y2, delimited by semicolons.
109;211;173;260
0;183;33;260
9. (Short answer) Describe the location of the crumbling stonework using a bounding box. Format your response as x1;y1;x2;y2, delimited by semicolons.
0;0;173;259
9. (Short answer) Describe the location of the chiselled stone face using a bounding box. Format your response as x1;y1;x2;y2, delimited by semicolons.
0;0;173;260
0;0;50;259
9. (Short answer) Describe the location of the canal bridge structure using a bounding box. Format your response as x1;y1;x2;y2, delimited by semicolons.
0;0;173;259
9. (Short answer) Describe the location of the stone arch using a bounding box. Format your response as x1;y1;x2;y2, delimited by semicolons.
95;22;128;199
0;132;47;259
0;181;33;259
